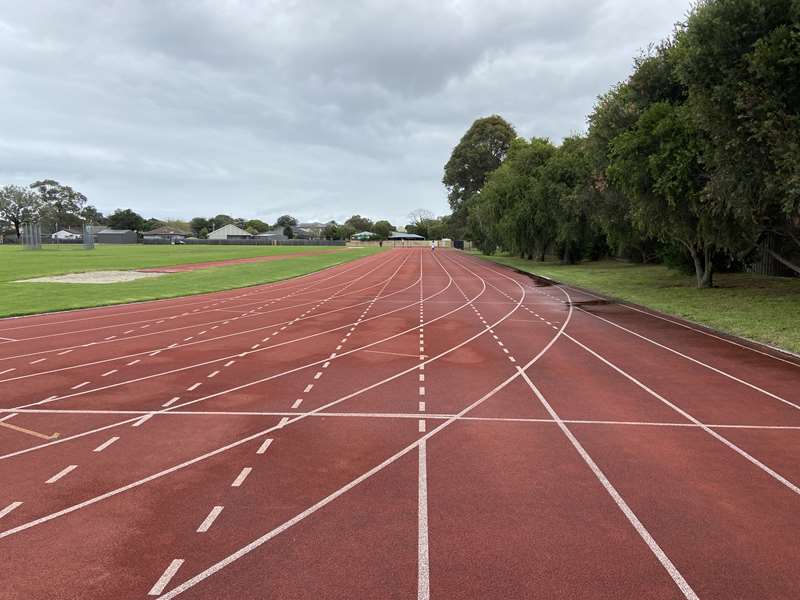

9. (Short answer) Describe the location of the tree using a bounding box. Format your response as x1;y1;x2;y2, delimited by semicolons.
80;205;106;225
337;223;356;240
322;222;340;240
212;214;234;227
245;219;269;233
190;217;211;237
143;218;164;231
345;215;374;232
30;180;86;231
443;115;517;236
276;215;298;227
107;208;146;231
675;0;800;272
0;185;42;239
372;220;394;240
283;226;294;239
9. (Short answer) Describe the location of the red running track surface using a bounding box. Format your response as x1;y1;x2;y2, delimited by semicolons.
1;248;799;599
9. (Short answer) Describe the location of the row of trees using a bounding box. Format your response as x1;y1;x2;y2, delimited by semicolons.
0;180;96;239
446;0;799;287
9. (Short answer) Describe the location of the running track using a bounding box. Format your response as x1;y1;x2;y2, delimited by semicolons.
1;248;799;599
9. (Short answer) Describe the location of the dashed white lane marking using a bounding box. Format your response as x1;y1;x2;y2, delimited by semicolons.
162;397;180;408
46;465;77;484
70;381;90;390
314;371;323;380
231;467;252;487
132;414;153;427
256;438;273;455
224;360;235;367
104;336;117;340
418;440;430;600
419;374;425;382
322;361;330;369
0;501;23;520
196;506;224;533
418;419;426;432
57;350;72;356
187;382;202;391
126;359;140;366
418;402;426;412
29;358;46;365
291;399;303;409
277;417;290;428
251;344;260;350
419;387;425;396
0;368;16;375
149;559;184;596
207;370;220;379
303;384;314;393
93;437;119;452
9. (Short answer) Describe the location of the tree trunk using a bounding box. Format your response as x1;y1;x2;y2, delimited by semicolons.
13;219;21;241
688;243;713;288
700;245;713;288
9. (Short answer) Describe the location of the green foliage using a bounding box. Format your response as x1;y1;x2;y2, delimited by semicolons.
107;208;146;231
345;214;374;232
443;115;517;215
245;219;269;233
372;220;393;239
275;214;298;227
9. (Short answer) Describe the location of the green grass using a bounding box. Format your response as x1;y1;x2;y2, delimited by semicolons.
476;254;800;355
0;244;381;317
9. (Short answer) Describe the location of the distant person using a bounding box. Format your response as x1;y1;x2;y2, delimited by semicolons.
431;240;436;251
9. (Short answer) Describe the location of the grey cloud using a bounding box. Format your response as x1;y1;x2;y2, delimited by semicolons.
0;1;690;225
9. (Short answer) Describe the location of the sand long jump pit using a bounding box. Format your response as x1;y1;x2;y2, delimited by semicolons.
18;271;167;284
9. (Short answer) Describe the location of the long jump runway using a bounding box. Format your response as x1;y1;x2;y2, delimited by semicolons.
1;249;799;599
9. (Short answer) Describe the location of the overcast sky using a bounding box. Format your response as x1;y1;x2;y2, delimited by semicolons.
0;1;691;226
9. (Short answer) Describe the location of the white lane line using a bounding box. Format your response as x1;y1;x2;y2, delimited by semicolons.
291;399;303;409
123;330;135;334
132;414;153;427
418;440;430;600
277;417;289;428
46;465;77;484
565;331;800;496
0;501;22;520
29;358;46;365
187;383;201;391
162;397;180;408
71;381;90;390
578;308;800;412
304;384;314;393
314;371;322;380
57;350;72;356
418;419;426;432
196;506;224;533
231;467;252;487
419;374;425;382
0;368;15;375
0;413;17;423
256;438;273;455
322;361;330;369
418;402;425;412
419;387;425;396
517;368;698;599
207;370;220;379
224;360;235;367
149;559;184;596
93;437;119;452
126;359;140;366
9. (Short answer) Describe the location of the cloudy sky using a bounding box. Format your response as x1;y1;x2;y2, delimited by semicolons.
0;1;691;226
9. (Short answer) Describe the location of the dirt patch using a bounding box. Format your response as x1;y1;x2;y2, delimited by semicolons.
19;271;167;284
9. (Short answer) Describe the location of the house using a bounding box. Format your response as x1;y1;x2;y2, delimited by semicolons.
298;222;326;238
207;224;252;240
352;231;377;241
255;227;289;242
388;231;425;240
143;226;190;242
51;228;83;241
96;229;138;244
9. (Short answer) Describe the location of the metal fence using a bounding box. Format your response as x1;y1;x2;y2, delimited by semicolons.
21;222;42;249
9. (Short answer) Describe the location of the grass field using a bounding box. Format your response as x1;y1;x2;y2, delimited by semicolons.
478;254;800;355
0;244;381;317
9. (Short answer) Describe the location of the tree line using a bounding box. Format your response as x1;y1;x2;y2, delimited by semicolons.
443;0;799;287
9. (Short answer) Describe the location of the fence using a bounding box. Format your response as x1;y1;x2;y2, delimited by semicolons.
21;222;42;249
141;238;346;247
346;239;454;248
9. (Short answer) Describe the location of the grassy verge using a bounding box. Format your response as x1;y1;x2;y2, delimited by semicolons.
1;245;381;317
476;254;800;355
